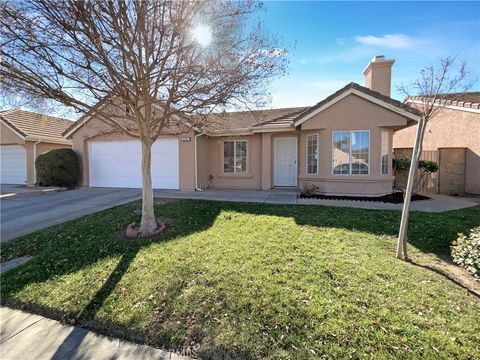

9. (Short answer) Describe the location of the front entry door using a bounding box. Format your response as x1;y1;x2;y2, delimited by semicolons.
274;137;297;186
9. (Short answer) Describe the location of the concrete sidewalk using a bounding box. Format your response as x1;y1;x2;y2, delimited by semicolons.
154;189;478;213
0;307;192;360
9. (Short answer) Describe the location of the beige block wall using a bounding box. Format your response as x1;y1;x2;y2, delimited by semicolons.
394;147;467;195
438;148;466;195
70;117;195;190
394;108;480;194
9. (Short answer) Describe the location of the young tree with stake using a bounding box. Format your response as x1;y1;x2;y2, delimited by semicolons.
0;0;288;235
396;56;473;260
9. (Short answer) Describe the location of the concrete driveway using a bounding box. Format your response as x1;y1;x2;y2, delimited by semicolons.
1;188;140;242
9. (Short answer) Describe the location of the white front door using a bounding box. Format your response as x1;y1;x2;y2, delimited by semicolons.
0;145;27;184
274;137;297;186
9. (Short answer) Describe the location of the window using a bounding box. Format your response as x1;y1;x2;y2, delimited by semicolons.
306;134;319;174
333;131;369;175
223;140;247;174
381;131;389;175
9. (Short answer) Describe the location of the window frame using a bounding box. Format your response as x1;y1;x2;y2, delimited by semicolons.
381;130;390;176
222;139;248;175
332;130;370;176
305;133;319;175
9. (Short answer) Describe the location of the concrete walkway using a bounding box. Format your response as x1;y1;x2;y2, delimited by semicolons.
154;189;478;213
0;307;191;360
154;188;298;204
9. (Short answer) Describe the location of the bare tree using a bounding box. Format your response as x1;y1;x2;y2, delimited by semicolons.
0;0;288;235
396;56;473;260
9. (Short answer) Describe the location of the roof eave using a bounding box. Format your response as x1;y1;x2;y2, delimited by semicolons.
24;135;72;145
251;123;295;133
406;99;480;114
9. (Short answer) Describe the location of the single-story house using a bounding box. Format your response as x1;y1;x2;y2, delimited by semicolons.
1;109;73;185
393;92;480;195
64;56;421;196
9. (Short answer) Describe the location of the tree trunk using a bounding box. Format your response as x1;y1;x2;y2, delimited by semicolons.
396;116;427;260
139;138;158;234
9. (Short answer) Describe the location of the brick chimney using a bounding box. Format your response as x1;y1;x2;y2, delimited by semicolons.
363;55;395;97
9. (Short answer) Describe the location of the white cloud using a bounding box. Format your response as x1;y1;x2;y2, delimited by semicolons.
354;34;422;49
299;59;308;64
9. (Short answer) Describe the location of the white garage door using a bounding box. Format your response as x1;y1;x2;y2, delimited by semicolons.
89;139;179;189
0;145;27;184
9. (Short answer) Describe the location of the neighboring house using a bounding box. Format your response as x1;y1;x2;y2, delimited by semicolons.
393;93;480;195
64;56;420;196
0;109;73;185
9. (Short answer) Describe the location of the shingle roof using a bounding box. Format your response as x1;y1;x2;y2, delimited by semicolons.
0;109;73;141
411;92;480;110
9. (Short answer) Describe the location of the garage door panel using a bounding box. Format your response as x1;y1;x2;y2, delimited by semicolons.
89;139;179;189
1;145;27;184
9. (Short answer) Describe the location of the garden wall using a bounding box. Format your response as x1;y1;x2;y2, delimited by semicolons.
393;147;466;195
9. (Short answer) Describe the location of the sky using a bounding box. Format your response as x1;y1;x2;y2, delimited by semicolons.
1;1;478;116
259;1;480;107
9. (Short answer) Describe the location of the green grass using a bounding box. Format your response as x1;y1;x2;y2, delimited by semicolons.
1;200;479;359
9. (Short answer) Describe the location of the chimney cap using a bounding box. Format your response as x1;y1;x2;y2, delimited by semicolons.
362;55;395;75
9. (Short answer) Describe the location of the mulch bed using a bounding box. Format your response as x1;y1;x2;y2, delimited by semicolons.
298;192;430;204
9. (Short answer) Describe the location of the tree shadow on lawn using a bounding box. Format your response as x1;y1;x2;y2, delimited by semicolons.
2;199;478;310
1;199;479;358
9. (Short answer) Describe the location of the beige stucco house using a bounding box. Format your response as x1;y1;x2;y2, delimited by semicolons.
393;92;480;195
64;56;421;196
1;109;73;185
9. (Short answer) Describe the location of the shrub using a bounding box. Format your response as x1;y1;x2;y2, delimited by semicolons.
418;160;439;173
392;158;439;173
36;148;81;188
301;184;317;197
451;227;480;279
392;158;411;171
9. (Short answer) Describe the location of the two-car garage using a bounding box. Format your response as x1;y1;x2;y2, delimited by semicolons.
88;139;180;189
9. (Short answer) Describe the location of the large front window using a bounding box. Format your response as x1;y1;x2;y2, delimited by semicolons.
223;140;247;174
306;134;319;175
332;131;369;175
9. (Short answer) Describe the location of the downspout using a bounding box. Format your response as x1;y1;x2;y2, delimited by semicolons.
194;132;206;191
32;140;41;185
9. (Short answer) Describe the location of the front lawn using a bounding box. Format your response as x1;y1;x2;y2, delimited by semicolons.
1;200;479;359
